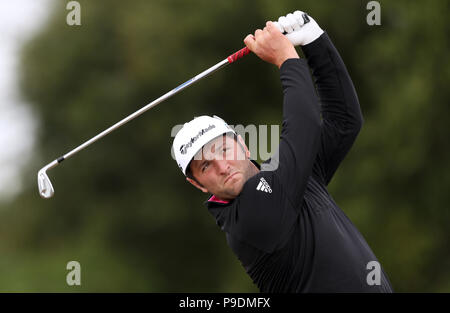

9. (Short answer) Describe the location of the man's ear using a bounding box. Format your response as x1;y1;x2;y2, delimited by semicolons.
186;177;208;193
237;134;251;159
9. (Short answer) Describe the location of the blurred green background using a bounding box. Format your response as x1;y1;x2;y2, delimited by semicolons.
0;0;449;292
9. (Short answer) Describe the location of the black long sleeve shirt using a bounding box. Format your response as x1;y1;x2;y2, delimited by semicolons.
206;33;393;293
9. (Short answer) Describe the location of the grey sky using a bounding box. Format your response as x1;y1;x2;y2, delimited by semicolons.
0;0;51;201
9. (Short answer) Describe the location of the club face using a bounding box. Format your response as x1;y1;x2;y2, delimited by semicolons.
38;170;54;198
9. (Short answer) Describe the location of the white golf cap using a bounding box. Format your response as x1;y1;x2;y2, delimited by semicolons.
172;115;236;175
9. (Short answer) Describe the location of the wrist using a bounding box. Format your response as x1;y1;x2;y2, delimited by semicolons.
277;51;300;68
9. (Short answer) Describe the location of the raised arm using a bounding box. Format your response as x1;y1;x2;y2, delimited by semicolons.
244;21;322;207
302;31;364;185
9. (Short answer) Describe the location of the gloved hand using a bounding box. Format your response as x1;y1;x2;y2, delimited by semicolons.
274;11;324;46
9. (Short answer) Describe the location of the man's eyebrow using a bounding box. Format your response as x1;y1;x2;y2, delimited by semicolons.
199;140;225;165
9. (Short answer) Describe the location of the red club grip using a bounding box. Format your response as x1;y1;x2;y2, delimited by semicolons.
227;47;250;63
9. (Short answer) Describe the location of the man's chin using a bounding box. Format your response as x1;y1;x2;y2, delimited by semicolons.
215;185;242;201
226;182;245;199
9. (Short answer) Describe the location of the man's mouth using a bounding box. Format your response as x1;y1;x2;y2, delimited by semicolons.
224;172;239;184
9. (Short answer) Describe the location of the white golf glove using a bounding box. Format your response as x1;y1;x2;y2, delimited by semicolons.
274;11;324;46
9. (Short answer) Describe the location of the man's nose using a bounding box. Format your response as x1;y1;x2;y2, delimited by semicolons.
215;159;230;175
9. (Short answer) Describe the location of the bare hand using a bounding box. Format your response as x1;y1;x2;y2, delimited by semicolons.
244;21;299;68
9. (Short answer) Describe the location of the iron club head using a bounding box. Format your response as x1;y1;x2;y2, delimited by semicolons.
38;170;54;198
37;160;59;199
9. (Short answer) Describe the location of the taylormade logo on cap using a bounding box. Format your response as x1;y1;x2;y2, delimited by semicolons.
179;124;216;155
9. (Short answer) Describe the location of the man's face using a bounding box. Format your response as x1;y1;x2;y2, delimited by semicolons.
187;134;255;200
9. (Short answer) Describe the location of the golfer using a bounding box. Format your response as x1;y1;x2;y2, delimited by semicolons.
172;11;393;292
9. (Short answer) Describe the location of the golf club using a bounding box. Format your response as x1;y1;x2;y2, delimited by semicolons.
37;46;251;198
38;16;310;199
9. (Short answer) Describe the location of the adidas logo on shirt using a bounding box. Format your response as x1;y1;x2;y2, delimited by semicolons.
256;177;272;193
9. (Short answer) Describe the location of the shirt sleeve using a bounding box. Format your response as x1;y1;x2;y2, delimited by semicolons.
262;58;322;208
301;32;364;185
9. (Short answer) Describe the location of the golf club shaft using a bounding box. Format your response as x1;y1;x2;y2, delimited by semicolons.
52;47;250;166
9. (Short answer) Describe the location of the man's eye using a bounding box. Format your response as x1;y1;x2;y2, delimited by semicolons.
202;163;208;172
